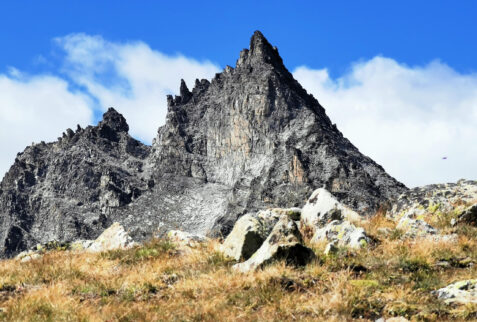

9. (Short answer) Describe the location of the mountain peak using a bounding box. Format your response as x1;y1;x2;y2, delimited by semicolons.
99;107;129;133
236;31;285;70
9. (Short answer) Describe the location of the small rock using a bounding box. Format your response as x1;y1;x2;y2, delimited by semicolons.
167;230;208;244
450;218;457;227
19;252;42;263
233;216;315;272
456;203;477;226
396;215;438;238
69;240;94;251
311;220;370;249
86;222;137;252
375;318;409;322
433;280;477;304
324;242;338;255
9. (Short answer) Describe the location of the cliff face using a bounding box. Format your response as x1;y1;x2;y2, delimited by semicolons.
0;109;151;257
0;31;407;257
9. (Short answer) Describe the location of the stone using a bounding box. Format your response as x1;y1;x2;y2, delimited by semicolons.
311;220;370;249
167;230;208;248
167;230;208;243
16;250;42;263
375;318;409;322
69;240;94;251
20;253;42;263
456;203;477;226
396;215;438;238
433;280;477;304
233;216;315;272
394;211;457;242
301;188;362;234
221;214;265;261
221;208;297;261
86;222;136;252
324;242;338;255
0;31;406;258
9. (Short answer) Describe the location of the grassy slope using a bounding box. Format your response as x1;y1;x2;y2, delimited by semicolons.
0;214;477;321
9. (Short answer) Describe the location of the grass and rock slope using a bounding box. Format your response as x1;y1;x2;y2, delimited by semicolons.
1;189;477;321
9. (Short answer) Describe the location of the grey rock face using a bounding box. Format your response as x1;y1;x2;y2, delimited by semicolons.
0;108;150;257
142;31;406;237
0;31;406;257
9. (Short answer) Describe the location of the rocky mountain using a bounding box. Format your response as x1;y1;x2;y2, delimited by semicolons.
0;31;407;257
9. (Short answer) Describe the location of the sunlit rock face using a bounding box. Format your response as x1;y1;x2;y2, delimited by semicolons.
0;31;406;257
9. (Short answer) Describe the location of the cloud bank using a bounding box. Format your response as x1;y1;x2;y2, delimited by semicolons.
0;70;93;179
0;34;220;179
294;57;477;187
1;34;477;187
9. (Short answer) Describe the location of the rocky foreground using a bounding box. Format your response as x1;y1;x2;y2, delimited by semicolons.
1;184;476;320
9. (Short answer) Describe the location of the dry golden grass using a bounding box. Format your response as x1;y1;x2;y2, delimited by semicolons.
0;223;476;321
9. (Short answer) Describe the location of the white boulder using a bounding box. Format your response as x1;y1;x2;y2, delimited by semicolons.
301;188;361;234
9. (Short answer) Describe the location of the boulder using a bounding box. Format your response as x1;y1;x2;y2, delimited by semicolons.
233;216;315;272
433;280;477;304
86;222;136;252
311;220;370;249
221;214;264;261
221;208;300;261
301;188;361;234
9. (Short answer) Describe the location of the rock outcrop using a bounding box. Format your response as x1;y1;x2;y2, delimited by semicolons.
389;180;477;220
0;108;149;257
0;31;406;257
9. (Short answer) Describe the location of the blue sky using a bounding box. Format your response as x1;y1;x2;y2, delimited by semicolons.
1;1;477;187
2;1;477;76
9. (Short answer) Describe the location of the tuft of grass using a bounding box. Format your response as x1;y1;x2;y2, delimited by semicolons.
100;238;176;265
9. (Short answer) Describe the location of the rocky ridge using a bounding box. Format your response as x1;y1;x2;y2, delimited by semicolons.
0;31;406;257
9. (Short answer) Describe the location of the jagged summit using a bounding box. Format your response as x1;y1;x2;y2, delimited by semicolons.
0;31;407;257
99;107;129;133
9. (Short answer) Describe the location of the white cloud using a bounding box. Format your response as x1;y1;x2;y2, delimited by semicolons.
294;57;477;187
0;71;93;178
0;34;220;180
55;34;221;142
